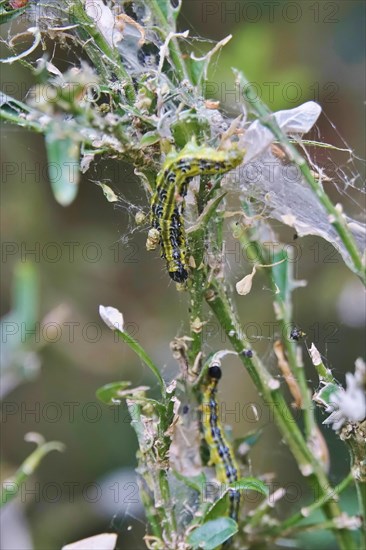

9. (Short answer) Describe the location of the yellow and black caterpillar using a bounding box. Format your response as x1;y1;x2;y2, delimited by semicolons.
147;141;244;282
201;363;240;522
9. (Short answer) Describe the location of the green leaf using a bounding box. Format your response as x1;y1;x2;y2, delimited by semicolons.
172;470;206;493
313;383;340;408
204;494;229;522
188;518;238;549
155;0;181;22
155;0;169;19
0;94;43;133
44;124;80;206
234;429;263;451
231;477;268;496
204;476;268;523
189;57;207;88
171;112;210;148
0;4;27;25
96;381;132;405
97;383;167;413
190;193;227;233
116;330;165;393
0;94;33;115
99;305;165;394
139;131;161;148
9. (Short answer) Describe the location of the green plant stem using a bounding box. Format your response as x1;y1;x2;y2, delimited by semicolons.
128;401;176;544
0;107;42;131
188;201;206;365
148;0;190;83
310;354;338;384
206;279;310;465
355;479;366;549
266;472;353;538
340;420;366;549
0;102;122;156
67;0;136;102
188;267;205;366
284;519;347;535
187;192;228;365
116;329;165;395
233;220;317;440
205;279;355;550
234;70;365;286
1;439;64;507
272;293;316;442
139;485;163;541
159;470;178;533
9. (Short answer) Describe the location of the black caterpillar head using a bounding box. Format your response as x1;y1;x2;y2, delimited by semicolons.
208;364;222;380
169;264;188;283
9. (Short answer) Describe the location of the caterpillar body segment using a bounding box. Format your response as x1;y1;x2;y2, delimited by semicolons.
201;363;241;523
148;141;244;282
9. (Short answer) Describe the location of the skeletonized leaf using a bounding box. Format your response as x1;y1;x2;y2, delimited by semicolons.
96;183;119;202
85;0;122;47
190;35;232;86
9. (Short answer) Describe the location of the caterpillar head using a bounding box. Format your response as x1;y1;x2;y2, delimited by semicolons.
167;261;188;283
208;364;222;380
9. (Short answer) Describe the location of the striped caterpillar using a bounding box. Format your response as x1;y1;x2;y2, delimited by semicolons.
201;362;240;523
147;141;244;282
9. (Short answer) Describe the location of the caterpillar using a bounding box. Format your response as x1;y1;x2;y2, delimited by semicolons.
147;141;244;283
201;362;240;523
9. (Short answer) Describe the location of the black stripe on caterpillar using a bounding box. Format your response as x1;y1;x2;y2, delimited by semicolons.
147;141;244;282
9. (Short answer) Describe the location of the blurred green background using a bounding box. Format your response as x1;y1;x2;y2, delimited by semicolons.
1;1;365;549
